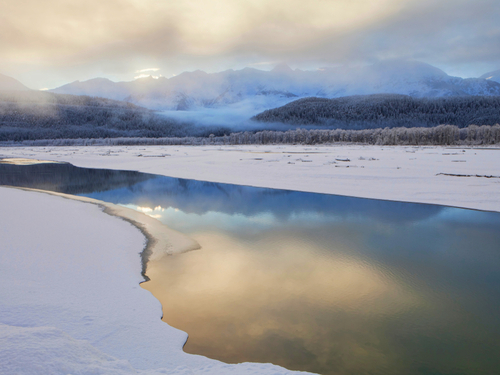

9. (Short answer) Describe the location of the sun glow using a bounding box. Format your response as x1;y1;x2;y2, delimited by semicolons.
135;68;160;73
135;205;165;214
133;74;161;80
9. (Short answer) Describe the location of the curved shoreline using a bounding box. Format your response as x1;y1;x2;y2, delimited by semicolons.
7;186;201;279
0;185;312;374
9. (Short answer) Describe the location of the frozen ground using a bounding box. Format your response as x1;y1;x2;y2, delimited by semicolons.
1;144;499;374
1;144;499;212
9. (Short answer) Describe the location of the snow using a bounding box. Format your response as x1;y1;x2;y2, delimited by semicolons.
12;186;201;259
1;143;499;374
49;61;500;113
1;144;499;212
0;187;310;375
479;69;500;83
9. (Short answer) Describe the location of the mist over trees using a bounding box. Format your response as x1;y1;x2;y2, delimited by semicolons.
0;91;229;141
1;90;499;146
252;94;500;128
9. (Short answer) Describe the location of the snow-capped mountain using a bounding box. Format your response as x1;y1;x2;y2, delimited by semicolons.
52;78;128;100
317;61;500;98
0;74;31;91
49;61;500;111
480;69;500;84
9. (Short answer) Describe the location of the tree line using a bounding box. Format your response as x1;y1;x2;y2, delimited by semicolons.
5;124;499;147
2;90;500;145
252;94;500;128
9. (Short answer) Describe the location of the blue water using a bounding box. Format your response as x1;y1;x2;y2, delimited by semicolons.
2;161;499;375
81;174;500;375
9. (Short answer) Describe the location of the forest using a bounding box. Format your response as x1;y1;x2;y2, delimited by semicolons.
252;94;500;128
1;91;500;145
5;124;499;147
0;91;228;141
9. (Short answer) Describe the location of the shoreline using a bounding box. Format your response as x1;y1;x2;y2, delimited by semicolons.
6;186;201;276
1;144;499;213
0;186;304;374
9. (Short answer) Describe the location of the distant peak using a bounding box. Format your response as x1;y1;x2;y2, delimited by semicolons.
271;63;293;73
175;70;208;78
372;59;448;78
87;77;113;83
479;69;500;80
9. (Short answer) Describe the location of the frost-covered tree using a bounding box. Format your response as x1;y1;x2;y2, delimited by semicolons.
252;94;500;129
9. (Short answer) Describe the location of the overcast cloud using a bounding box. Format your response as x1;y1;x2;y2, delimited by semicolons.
1;0;498;88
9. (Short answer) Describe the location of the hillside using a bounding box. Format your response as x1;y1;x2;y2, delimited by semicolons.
0;91;223;141
252;94;500;129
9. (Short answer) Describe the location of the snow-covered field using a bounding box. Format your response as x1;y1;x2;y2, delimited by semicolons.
1;144;499;375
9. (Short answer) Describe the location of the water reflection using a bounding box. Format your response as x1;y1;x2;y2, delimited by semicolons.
0;159;449;224
145;230;419;374
0;157;63;165
0;160;153;194
142;212;500;375
1;160;500;374
81;176;446;224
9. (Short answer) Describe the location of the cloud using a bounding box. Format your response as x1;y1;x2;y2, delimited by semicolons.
0;0;401;64
136;68;160;73
134;74;160;79
1;0;498;85
249;61;280;67
0;0;180;64
291;0;500;69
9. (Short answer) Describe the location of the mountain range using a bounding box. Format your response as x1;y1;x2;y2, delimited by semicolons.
2;61;500;114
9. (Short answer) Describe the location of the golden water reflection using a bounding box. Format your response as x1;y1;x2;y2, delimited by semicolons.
0;157;63;165
142;228;424;374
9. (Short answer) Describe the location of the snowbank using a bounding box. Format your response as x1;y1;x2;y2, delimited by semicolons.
14;186;201;260
0;187;309;375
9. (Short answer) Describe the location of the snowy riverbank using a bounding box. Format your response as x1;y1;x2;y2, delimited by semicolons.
0;187;311;374
1;144;499;212
1;144;499;374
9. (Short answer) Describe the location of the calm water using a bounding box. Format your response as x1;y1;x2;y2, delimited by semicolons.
2;160;500;375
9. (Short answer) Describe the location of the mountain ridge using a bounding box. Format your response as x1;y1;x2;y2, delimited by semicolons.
480;69;500;83
47;61;500;112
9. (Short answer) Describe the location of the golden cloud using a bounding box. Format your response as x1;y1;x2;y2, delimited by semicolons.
0;0;403;63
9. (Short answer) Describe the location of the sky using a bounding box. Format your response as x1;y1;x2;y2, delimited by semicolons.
1;0;499;89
